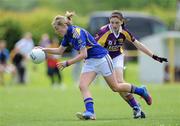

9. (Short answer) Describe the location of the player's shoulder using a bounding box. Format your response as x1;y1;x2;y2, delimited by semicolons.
121;26;136;41
121;26;131;35
100;24;109;31
122;26;128;32
71;25;82;39
97;24;110;35
100;24;108;29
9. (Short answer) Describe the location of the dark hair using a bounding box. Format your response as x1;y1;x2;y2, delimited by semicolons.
110;10;124;20
110;10;127;28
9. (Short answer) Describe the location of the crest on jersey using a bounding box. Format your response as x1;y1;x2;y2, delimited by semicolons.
73;28;81;39
108;40;113;45
118;39;124;43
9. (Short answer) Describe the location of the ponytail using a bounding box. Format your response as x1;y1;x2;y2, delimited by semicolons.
65;11;75;25
52;11;75;30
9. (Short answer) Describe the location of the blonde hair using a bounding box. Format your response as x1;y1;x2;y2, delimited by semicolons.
52;11;75;30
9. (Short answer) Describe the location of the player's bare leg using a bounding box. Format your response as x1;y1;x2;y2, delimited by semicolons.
103;72;152;105
76;72;97;120
115;68;145;118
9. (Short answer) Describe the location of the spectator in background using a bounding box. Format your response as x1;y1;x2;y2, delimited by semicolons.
14;32;34;84
11;48;26;84
39;33;51;48
0;40;16;85
45;37;63;87
15;32;34;58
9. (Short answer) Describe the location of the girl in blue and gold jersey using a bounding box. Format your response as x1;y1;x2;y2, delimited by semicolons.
95;11;168;119
39;11;153;120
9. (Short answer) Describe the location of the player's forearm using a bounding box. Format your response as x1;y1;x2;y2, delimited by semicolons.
133;40;168;63
67;47;87;66
42;48;61;55
43;46;65;56
68;53;87;66
133;40;153;57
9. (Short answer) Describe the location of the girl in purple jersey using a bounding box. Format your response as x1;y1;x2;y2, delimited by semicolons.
37;11;154;120
95;10;168;119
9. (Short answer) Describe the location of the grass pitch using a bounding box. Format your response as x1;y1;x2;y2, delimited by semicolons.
1;62;180;126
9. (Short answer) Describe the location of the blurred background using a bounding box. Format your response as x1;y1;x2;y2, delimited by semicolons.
0;0;178;46
0;0;179;86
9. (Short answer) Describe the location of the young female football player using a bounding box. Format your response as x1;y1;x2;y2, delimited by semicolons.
95;10;168;119
40;11;154;120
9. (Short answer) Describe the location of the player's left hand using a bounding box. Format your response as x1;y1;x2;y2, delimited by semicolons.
152;55;168;63
56;61;69;71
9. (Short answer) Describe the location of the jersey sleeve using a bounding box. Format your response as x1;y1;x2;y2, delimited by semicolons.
95;25;110;47
61;35;69;47
122;29;136;42
95;27;105;41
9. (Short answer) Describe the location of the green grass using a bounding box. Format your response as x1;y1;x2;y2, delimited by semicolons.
1;62;180;126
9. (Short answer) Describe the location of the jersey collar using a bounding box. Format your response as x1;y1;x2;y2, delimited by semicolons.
108;24;122;38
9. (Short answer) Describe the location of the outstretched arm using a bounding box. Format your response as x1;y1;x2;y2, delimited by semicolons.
42;45;66;56
133;40;153;57
133;40;168;63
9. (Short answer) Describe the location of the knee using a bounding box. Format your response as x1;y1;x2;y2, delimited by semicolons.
79;83;88;92
119;92;126;96
111;86;119;92
110;84;125;92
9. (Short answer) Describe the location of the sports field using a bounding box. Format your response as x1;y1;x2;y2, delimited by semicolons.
1;62;180;126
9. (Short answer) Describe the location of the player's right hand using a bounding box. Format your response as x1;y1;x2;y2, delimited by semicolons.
56;61;69;71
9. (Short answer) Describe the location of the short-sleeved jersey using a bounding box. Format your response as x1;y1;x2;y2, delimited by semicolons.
95;24;136;59
61;25;108;59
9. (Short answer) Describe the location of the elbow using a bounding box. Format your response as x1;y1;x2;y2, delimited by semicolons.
82;53;87;59
80;53;87;59
79;48;88;59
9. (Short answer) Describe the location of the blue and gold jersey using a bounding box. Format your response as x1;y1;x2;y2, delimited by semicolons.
61;25;108;59
95;24;136;59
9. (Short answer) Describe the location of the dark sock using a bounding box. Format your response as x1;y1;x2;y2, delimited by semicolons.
84;97;94;114
131;85;144;96
126;94;139;108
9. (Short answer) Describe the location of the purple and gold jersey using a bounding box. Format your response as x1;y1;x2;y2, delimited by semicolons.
95;24;136;59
